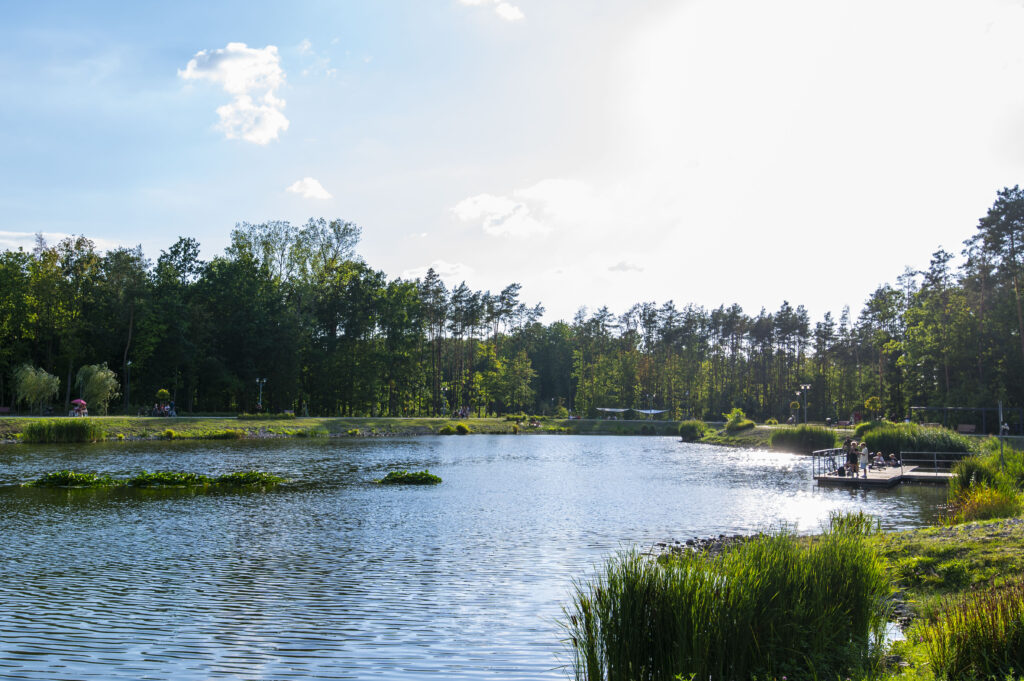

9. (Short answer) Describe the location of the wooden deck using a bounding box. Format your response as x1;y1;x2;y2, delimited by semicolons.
815;466;953;488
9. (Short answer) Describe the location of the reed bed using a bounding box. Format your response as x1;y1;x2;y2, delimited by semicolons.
562;517;889;681
24;469;283;488
677;420;708;441
923;580;1024;680
768;424;838;454
862;423;972;454
22;419;105;443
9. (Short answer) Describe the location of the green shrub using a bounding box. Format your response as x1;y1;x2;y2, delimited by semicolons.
25;470;115;487
764;417;778;425
862;423;973;454
950;457;999;496
129;471;211;487
853;419;893;438
769;425;838;454
948;486;1023;524
208;429;244;439
163;428;176;440
438;425;456;435
213;471;284;486
376;469;442;485
295;427;327;438
455;422;471;435
923;580;1024;680
346;428;359;436
678;420;707;441
563;515;890;681
554;405;569;419
722;407;755;432
22;418;106;443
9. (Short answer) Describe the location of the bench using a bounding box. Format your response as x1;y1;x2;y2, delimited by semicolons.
0;406;11;415
957;423;976;434
838;420;850;427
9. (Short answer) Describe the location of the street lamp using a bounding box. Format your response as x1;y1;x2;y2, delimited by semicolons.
256;378;266;411
798;384;811;424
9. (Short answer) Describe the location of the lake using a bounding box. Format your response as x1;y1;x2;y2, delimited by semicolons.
0;435;947;679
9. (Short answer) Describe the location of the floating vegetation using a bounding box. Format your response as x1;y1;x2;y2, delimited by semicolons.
213;471;285;486
22;419;105;444
24;469;284;490
376;469;442;485
26;470;116;487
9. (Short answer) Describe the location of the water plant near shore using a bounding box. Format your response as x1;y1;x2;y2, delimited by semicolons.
24;469;283;489
376;469;441;485
563;515;890;681
213;471;285;486
677;420;707;441
26;470;116;487
862;423;973;455
129;471;212;486
768;424;837;454
22;419;105;444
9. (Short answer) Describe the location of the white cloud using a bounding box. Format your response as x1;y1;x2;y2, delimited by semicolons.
286;177;333;200
451;193;548;238
608;261;644;273
0;231;122;253
401;259;475;283
297;39;313;55
179;42;289;144
459;0;524;22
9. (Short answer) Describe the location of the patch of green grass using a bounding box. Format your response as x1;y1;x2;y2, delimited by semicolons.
22;419;105;443
863;423;974;454
376;469;441;485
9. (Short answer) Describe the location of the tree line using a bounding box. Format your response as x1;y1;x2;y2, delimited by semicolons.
2;187;1024;429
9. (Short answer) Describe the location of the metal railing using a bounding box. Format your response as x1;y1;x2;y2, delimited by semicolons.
899;451;971;476
811;448;844;477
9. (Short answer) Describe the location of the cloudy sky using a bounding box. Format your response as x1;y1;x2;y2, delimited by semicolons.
3;0;1024;322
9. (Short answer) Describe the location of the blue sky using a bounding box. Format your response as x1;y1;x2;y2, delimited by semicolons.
4;1;1024;322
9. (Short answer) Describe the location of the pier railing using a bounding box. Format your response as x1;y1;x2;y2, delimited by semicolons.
811;448;844;477
899;451;971;476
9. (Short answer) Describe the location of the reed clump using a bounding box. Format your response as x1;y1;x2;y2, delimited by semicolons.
768;424;837;454
128;471;211;487
25;470;116;487
563;515;890;681
22;418;105;443
923;580;1024;680
862;423;973;454
376;469;441;485
677;420;708;442
854;419;894;438
455;422;471;435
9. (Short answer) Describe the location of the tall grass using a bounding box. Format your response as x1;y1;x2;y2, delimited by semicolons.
949;457;999;497
924;580;1024;680
563;517;890;681
768;424;837;454
947;486;1023;524
677;420;708;441
854;419;894;438
862;423;973;454
22;418;105;443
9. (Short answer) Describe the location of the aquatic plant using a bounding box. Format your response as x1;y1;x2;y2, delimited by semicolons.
455;422;471;435
128;470;211;487
768;425;837;454
294;427;327;438
947;486;1022;524
862;423;972;454
563;515;890;681
26;470;116;487
22;418;106;444
213;471;285;486
854;419;893;438
950;457;1000;497
923;580;1024;680
438;425;456;435
376;469;442;485
677;420;708;441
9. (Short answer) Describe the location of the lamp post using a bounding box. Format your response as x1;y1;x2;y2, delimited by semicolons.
796;384;811;424
124;361;132;412
256;378;266;412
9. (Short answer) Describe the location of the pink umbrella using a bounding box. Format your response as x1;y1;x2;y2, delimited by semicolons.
71;399;87;406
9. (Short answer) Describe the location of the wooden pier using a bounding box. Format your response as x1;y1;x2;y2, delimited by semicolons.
811;448;959;488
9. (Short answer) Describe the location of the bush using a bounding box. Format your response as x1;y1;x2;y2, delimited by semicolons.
438;425;456;435
163;428;176;440
22;419;105;443
854;419;893;438
764;417;778;425
923;580;1024;680
346;428;360;436
455;422;470;435
554;405;569;419
769;425;838;454
376;469;441;485
563;516;890;681
862;423;973;454
678;420;708;441
722;407;755;432
950;457;999;497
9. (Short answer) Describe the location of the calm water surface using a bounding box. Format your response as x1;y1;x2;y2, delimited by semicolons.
0;435;947;679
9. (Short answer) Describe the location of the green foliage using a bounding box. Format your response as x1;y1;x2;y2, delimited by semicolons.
208;428;244;439
563;516;890;681
923;580;1024;681
854;419;893;438
554;405;569;419
862;423;973;454
14;364;60;414
437;425;456;435
74;363;119;415
455;422;470;435
346;428;359;436
22;418;105;443
213;471;284;486
764;417;778;425
677;419;708;441
128;470;210;487
950;457;1000;497
948;486;1023;524
238;412;295;420
155;388;171;402
163;428;176;439
25;470;115;487
864;395;881;416
768;424;837;454
294;426;327;438
376;469;442;485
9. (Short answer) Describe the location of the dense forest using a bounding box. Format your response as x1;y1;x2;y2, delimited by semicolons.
3;187;1024;430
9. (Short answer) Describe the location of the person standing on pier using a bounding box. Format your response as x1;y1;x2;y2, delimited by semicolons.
859;441;870;479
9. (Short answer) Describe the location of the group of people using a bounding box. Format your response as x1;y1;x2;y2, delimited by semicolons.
835;437;900;479
145;401;176;417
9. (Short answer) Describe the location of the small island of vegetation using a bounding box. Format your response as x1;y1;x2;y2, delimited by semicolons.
375;470;442;485
25;469;285;489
